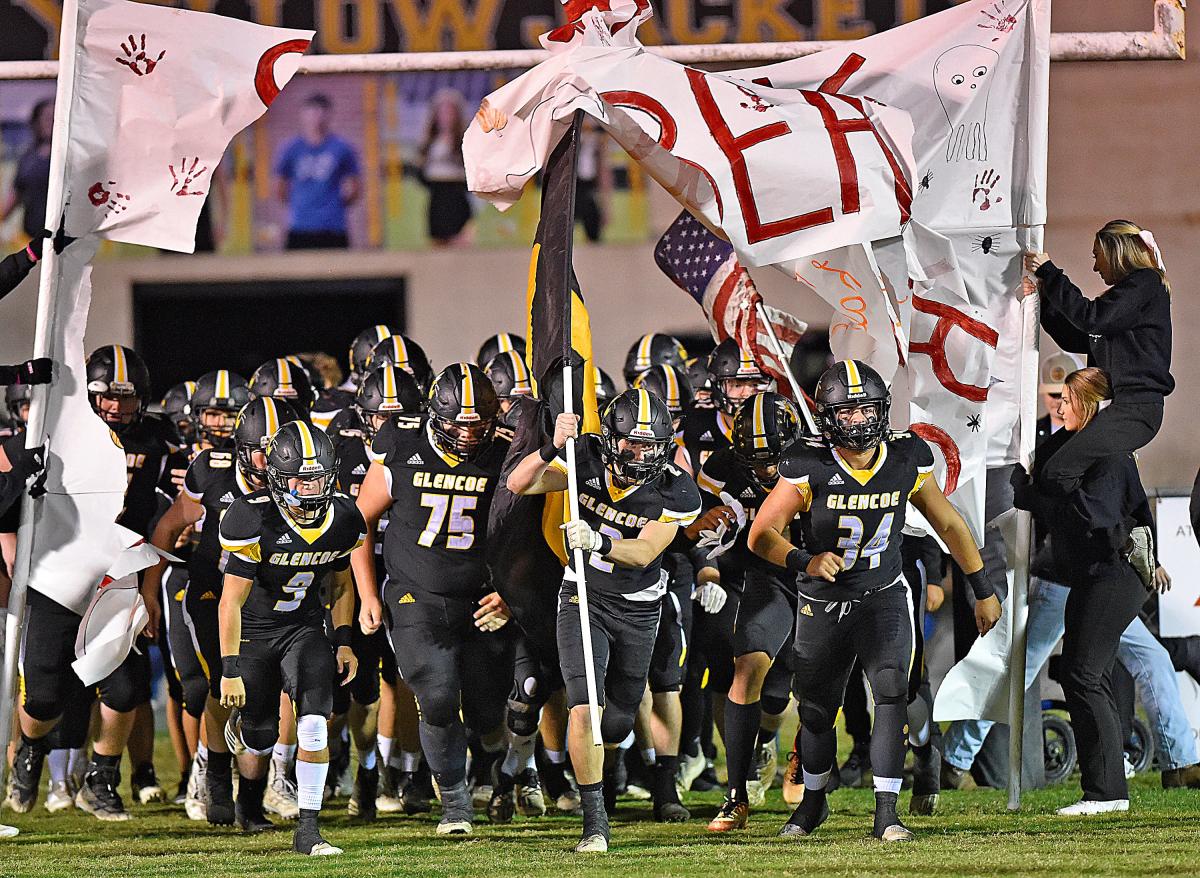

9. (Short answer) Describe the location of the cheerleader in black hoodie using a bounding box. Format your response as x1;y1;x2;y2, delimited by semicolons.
1012;367;1152;816
1024;220;1173;495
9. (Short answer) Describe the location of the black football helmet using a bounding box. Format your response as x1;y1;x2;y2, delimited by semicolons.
250;358;316;414
708;338;775;416
356;365;423;441
732;392;802;489
235;396;300;486
623;333;688;387
266;420;339;525
814;360;891;453
633;363;694;422
684;357;714;407
477;333;526;368
158;381;197;445
86;345;152;433
595;367;617;409
348;325;397;384
368;335;434;396
190;370;252;448
484;350;534;400
5;384;32;430
600;388;675;486
428;363;499;461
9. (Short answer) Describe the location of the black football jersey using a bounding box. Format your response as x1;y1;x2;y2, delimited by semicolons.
220;490;365;636
696;447;791;582
679;406;735;475
777;432;934;600
311;387;357;433
549;434;701;598
183;448;258;587
371;416;509;596
116;414;183;537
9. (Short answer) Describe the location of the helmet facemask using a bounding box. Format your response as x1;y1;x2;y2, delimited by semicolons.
715;374;774;416
820;400;888;453
267;466;336;526
431;414;495;461
235;438;270;488
198;406;239;448
91;390;142;433
601;429;672;486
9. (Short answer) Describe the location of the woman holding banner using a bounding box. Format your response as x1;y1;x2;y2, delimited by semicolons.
1011;367;1153;815
1024;220;1173;496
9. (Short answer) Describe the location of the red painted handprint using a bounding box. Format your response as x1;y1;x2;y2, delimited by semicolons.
88;181;132;216
116;34;165;76
169;157;208;197
972;168;1004;211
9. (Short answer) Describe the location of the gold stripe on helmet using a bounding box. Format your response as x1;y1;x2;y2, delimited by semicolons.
498;333;515;353
392;336;410;367
845;360;863;394
636;387;651;427
216;370;229;400
374;325;392;344
383;365;397;400
113;346;128;385
461;364;476;414
297;420;316;458
636;334;654;369
753;393;768;448
663;364;680;409
185;380;197;398
277;358;292;392
263;398;280;436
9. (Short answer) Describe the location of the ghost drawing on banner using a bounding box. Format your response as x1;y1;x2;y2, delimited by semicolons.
934;45;998;163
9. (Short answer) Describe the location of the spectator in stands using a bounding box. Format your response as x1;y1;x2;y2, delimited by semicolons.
418;89;472;247
1;99;53;241
1024;220;1173;496
1011;367;1156;815
275;93;361;250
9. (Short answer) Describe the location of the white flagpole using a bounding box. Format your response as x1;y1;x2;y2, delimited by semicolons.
0;0;82;796
754;301;818;435
562;362;604;745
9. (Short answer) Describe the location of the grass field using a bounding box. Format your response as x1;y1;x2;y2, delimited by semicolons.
0;750;1197;878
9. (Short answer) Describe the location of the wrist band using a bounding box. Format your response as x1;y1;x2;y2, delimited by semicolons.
332;625;353;649
965;568;994;601
539;442;558;463
597;534;613;557
785;547;813;574
24;244;37;264
221;656;241;678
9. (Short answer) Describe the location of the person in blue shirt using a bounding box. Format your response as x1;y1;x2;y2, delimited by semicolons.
274;94;361;250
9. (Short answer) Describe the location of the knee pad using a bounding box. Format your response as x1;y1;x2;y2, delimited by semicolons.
416;693;460;730
599;700;638;745
296;714;328;753
507;699;540;738
241;717;281;754
906;694;930;736
21;697;61;724
99;676;144;714
798;699;834;733
870;668;908;706
761;692;790;718
181;677;209;720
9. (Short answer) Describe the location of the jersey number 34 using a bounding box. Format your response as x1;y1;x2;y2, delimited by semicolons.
836;513;893;571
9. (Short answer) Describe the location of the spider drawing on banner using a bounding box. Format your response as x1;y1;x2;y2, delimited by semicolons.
967;414;982;432
970;232;1003;255
933;45;998;163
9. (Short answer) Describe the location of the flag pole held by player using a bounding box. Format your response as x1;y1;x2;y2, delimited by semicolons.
0;0;82;798
556;111;604;745
754;300;818;435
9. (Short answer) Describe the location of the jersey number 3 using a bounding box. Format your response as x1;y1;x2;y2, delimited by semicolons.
836;513;893;571
274;571;315;612
417;493;477;550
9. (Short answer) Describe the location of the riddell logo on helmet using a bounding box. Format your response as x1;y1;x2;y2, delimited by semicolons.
630;427;655;439
299;461;323;474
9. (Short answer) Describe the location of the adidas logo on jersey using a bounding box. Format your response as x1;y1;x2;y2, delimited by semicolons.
407;453;424;465
741;486;756;499
800;603;814;617
199;591;217;601
398;592;416;604
586;477;602;490
276;533;292;545
828;473;845;486
699;430;714;441
352;463;367;476
569;594;580;605
219;491;235;503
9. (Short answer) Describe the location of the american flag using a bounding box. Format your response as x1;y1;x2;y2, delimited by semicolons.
654;210;807;394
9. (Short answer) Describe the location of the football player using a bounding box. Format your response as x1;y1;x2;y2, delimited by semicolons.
477;332;526;368
10;346;170;821
218;420;365;855
190;370;252;450
353;363;513;836
594;367;617;409
328;364;422;820
748;361;1001;842
697;392;803;831
251;358;317;419
348;326;397;388
678;339;774;476
142;396;302;822
367;335;434;396
507;388;701;852
684;357;715;409
484;350;535;434
158;381;199;449
622;333;688;389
